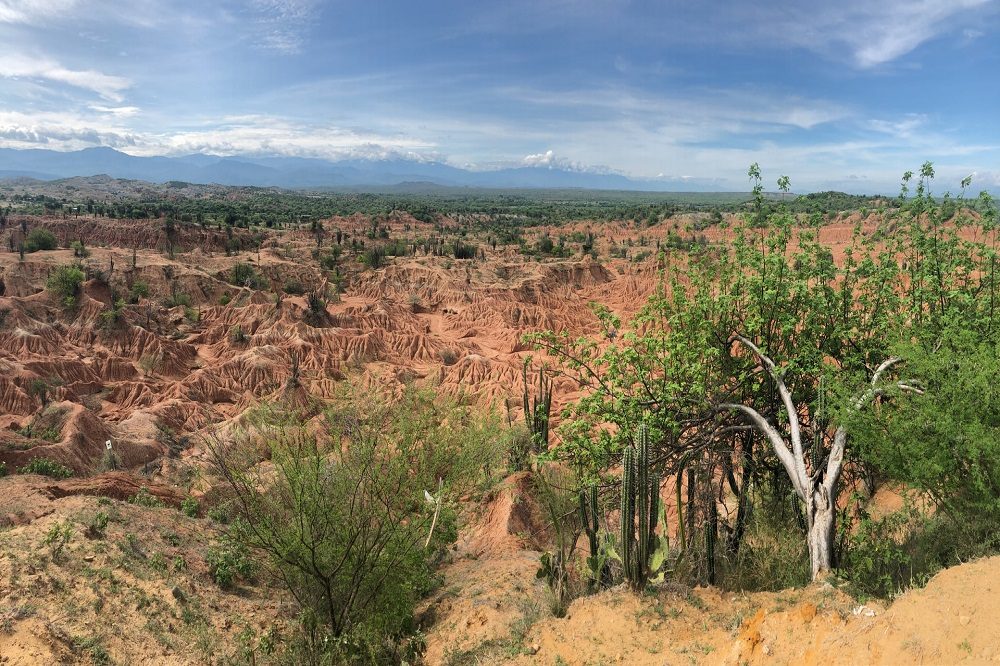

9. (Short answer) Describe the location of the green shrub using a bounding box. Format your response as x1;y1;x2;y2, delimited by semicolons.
229;325;248;345
131;487;165;508
164;291;191;308
43;520;73;558
86;511;110;539
16;423;61;442
27;379;50;407
361;246;386;270
206;528;255;589
24;229;57;252
850;335;1000;524
319;251;340;271
20;457;73;479
282;280;306;295
97;299;126;330
0;461;6;477
230;262;267;290
840;500;1000;600
46;264;85;308
452;242;477;260
70;240;90;258
207;503;232;524
209;386;503;659
72;636;110;666
304;291;328;326
841;504;923;599
118;532;145;559
128;281;150;303
181;496;199;518
98;448;121;472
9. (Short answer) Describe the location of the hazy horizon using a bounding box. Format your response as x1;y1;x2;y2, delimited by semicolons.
0;0;997;193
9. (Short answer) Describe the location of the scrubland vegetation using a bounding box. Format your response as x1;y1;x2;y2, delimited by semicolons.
523;163;1000;611
1;164;999;664
188;163;1000;662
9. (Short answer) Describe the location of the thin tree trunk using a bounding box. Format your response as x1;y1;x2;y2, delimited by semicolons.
806;486;836;578
717;337;913;581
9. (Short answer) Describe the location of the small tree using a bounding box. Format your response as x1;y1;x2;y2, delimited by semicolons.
209;388;502;659
28;379;50;407
716;336;920;578
230;262;266;290
46;264;85;308
24;228;57;253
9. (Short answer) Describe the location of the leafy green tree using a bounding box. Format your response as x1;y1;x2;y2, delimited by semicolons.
209;388;503;660
532;163;1000;581
849;331;1000;522
24;228;57;252
229;262;267;290
46;264;85;308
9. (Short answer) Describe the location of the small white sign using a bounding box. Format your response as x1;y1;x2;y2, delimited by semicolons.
105;440;113;450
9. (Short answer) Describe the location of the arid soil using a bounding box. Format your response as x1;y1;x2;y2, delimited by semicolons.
0;474;290;665
0;212;997;664
422;467;1000;665
0;214;644;486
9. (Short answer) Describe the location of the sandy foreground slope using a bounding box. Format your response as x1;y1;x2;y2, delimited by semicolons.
422;475;1000;666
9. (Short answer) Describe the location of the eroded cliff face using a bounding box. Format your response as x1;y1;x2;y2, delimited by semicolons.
0;214;675;482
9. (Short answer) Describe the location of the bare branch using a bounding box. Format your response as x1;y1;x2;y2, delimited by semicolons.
716;403;806;500
870;356;903;387
730;334;808;486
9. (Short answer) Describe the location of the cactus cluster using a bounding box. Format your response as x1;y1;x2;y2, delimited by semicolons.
522;360;552;453
618;424;669;590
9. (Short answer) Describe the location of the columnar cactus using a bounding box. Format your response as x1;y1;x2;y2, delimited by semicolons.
579;482;610;590
522;360;552;453
619;424;665;590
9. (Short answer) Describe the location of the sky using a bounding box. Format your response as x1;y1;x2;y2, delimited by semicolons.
0;0;998;192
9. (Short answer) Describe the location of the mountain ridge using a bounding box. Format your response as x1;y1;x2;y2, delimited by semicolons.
0;147;724;192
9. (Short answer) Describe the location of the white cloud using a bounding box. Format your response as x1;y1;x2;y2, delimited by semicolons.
522;149;557;167
0;110;140;150
89;105;141;118
500;84;852;143
866;114;927;139
0;110;437;162
760;0;994;68
136;115;434;160
0;0;77;24
250;0;320;54
0;54;131;101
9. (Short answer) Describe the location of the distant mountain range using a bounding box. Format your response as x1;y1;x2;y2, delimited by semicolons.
0;147;716;192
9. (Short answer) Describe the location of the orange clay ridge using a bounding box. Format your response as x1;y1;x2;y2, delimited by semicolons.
0;210;996;665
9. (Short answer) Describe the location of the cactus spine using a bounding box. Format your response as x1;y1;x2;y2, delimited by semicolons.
620;424;662;591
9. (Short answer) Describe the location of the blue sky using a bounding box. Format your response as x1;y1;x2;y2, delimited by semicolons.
0;0;997;191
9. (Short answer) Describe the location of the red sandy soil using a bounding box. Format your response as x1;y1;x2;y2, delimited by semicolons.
0;212;996;665
420;468;1000;665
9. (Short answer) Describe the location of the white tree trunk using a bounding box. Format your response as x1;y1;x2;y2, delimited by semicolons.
806;486;836;578
719;337;911;582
